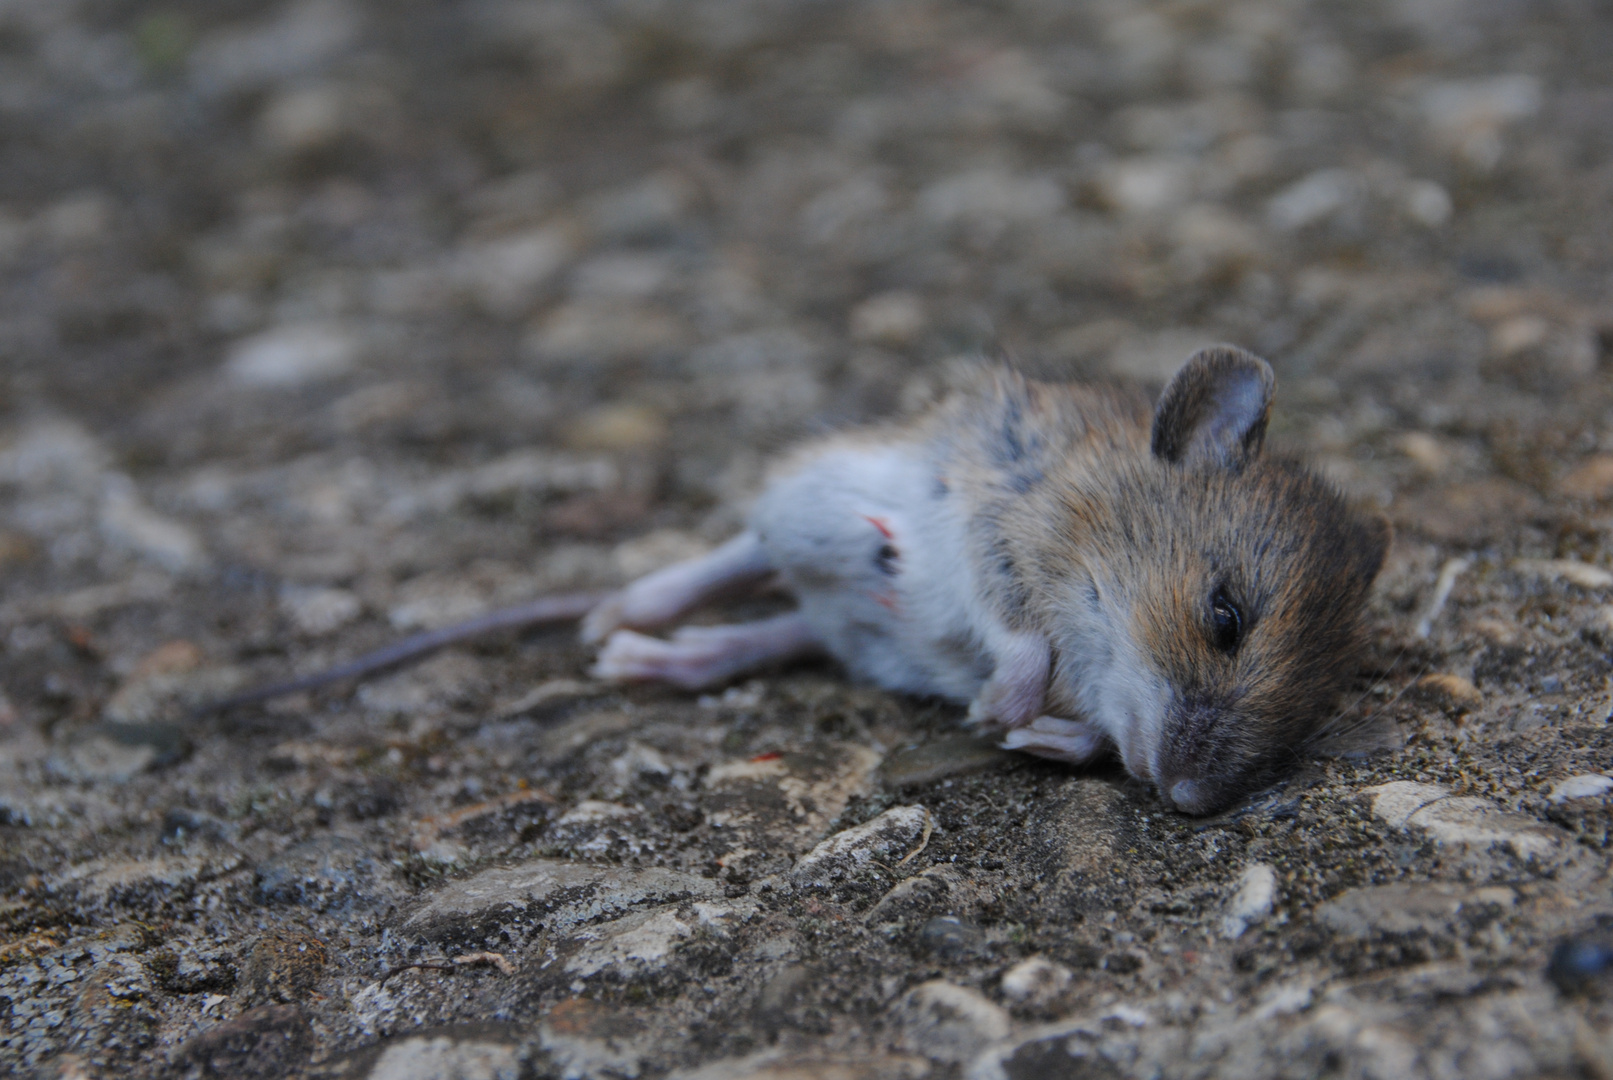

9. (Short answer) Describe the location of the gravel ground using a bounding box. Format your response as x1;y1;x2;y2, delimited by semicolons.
3;1;1613;1077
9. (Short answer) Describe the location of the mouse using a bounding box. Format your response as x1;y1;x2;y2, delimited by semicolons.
208;346;1388;816
583;345;1389;814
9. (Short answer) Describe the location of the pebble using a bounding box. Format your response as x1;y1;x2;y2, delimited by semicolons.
1514;559;1613;589
561;402;668;451
189;0;361;95
1266;168;1361;231
790;805;929;887
917;168;1066;228
98;475;207;572
891;980;1011;1064
1095;155;1192;216
1549;775;1613;803
405;859;721;942
242;929;329;1003
259;82;346;154
920;916;987;961
1559;455;1613;500
178;1004;313;1077
998;956;1072;1006
278;583;362;636
48;722;191;783
537;998;645;1080
1409;673;1483;718
454;226;572;319
1546;924;1613;997
1316;883;1468;939
879;734;1015;788
366;1033;526;1080
1220;863;1277;939
849;291;927;347
1365;781;1562;859
1420;75;1542;171
671;1052;930;1080
255;835;398;913
225;321;359;387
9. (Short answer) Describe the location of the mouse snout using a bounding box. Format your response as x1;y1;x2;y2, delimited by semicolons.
1160;778;1213;815
1155;699;1251;816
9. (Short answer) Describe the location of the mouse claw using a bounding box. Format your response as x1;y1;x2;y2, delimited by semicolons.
1000;716;1108;766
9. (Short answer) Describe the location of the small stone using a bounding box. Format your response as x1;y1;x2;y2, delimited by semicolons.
999;957;1072;1007
561;402;668;451
225;321;359;387
1266;168;1361;231
878;735;1014;788
791;805;929;887
1491;314;1550;357
1220;862;1278;939
243;929;329;1004
890;980;1011;1064
538;998;645;1080
850;292;927;347
1547;925;1613;997
1393;432;1451;474
367;1033;526;1080
278;584;362;636
255;835;398;913
1402;180;1453;227
259;82;346;154
1095;155;1191;216
455;225;572;319
1514;558;1613;589
1316;883;1467;939
525;300;690;365
49;722;191;782
178;1004;313;1078
1365;781;1562;859
99;474;206;572
585;173;692;241
917;168;1066;228
1421;75;1542;171
406;859;721;942
919;916;986;961
1550;774;1613;803
1560;456;1613;500
1409;673;1483;718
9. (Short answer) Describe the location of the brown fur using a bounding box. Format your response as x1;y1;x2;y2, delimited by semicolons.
922;349;1389;810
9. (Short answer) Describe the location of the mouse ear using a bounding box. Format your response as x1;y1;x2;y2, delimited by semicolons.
1150;346;1276;467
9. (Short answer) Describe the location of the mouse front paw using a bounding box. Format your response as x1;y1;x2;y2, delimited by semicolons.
999;716;1108;765
579;593;628;644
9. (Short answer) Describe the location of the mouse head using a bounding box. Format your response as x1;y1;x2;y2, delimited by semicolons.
1054;346;1389;815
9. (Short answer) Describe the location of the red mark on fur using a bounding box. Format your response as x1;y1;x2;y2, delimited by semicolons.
874;590;898;611
749;751;783;762
863;516;894;539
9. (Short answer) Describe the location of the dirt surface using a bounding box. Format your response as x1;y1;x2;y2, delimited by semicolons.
3;1;1613;1077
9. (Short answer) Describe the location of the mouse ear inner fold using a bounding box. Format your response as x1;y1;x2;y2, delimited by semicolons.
1150;345;1276;467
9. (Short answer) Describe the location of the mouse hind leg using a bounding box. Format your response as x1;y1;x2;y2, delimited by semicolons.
581;531;774;643
592;613;821;690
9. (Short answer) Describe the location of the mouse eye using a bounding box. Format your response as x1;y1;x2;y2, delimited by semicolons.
875;543;899;576
1208;588;1243;653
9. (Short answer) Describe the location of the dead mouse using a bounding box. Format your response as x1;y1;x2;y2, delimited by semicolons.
210;346;1388;815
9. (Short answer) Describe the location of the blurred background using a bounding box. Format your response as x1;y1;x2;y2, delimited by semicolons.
3;1;1613;1076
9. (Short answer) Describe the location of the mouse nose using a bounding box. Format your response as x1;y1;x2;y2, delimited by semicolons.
1164;778;1215;816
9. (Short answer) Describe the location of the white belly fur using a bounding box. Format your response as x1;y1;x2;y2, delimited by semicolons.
749;442;992;702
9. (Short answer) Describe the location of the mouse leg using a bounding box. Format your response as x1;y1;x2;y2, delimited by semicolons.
592;612;821;690
964;629;1050;730
1000;716;1109;765
581;532;775;644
